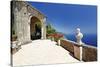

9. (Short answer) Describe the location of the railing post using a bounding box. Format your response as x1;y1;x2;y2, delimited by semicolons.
58;39;60;46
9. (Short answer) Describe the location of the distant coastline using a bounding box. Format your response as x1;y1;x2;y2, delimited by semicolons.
63;34;97;47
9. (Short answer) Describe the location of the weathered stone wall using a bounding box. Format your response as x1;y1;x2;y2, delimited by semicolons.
60;39;74;53
11;1;46;45
60;39;97;61
82;45;97;61
13;1;30;45
26;2;45;21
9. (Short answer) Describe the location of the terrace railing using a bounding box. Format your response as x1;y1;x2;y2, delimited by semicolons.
59;28;97;61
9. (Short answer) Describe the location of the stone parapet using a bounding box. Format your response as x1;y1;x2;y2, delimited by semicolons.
60;39;97;61
82;44;97;61
60;39;74;54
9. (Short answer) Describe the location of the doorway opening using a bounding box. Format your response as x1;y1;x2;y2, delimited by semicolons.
30;16;41;40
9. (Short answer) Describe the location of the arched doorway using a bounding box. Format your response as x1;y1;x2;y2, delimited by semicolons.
30;16;42;40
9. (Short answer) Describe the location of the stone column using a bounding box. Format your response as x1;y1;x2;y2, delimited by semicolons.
41;23;44;39
18;6;26;45
18;6;31;44
41;18;46;39
44;18;46;39
14;7;22;46
27;15;31;42
27;13;32;42
23;11;31;43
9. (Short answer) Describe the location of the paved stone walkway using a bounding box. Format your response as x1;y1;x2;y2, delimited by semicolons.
13;40;79;66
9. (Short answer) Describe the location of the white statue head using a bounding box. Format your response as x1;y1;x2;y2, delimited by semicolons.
76;28;80;34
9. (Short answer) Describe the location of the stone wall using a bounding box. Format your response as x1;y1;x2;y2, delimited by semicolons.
82;45;97;61
60;39;74;53
60;39;97;61
11;1;46;45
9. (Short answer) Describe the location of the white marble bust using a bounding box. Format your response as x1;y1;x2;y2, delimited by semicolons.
76;28;83;45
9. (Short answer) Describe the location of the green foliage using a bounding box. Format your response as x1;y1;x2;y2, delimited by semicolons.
46;23;56;34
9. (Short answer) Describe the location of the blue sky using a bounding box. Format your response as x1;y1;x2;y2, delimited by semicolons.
28;2;97;35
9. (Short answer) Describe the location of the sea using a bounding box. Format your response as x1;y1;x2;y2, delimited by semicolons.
64;34;97;47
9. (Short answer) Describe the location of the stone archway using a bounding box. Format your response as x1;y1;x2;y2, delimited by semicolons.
30;16;42;40
11;1;47;46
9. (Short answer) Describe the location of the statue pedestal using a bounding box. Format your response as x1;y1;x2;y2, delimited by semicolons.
74;44;82;61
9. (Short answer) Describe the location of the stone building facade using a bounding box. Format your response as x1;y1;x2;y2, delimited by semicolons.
11;1;46;45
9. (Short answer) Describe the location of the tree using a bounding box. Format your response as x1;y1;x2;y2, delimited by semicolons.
46;23;56;34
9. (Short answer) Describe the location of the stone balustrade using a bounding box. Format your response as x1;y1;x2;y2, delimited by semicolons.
60;39;97;61
60;39;74;54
